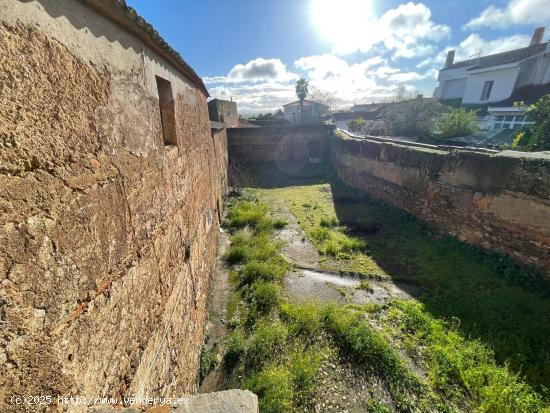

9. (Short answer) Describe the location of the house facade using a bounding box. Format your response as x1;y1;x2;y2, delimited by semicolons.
283;99;329;124
435;27;549;130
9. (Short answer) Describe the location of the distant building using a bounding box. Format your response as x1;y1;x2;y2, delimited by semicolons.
208;98;239;127
283;99;329;124
434;27;550;132
435;27;549;106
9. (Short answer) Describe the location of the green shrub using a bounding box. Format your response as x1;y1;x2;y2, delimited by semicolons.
239;261;287;287
323;306;424;395
357;280;374;293
246;321;288;370
320;216;339;228
310;227;331;242
243;366;294;413
226;201;268;230
325;240;340;256
289;349;323;405
391;300;544;412
225;330;246;368
199;345;216;383
340;236;366;253
226;245;248;264
280;302;323;338
436;107;479;139
246;281;280;316
512;94;550;151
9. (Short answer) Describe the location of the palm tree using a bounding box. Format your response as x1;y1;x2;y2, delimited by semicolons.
295;78;309;123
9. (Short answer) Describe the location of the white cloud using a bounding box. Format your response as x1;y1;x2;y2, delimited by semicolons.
465;0;550;30
204;58;297;84
206;52;436;114
321;2;450;59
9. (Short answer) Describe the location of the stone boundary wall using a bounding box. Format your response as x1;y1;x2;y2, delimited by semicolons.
331;131;550;273
0;1;227;410
227;125;333;168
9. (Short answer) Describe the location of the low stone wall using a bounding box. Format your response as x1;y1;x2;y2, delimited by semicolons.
227;125;333;174
331;132;550;273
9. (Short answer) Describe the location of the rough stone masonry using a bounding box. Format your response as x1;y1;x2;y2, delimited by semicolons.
0;1;228;411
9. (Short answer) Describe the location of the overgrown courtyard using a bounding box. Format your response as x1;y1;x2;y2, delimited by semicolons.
203;164;550;412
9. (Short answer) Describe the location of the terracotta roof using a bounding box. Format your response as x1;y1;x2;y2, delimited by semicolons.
491;82;550;107
82;0;209;96
442;42;548;71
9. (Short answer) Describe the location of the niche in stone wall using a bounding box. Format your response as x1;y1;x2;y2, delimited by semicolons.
155;76;178;146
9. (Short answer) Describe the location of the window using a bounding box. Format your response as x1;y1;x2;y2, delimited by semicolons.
480;80;494;101
155;76;177;146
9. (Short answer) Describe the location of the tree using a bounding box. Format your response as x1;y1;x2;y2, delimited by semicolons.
348;117;366;132
309;85;334;107
379;98;448;137
436;108;479;138
295;78;309;122
511;95;550;151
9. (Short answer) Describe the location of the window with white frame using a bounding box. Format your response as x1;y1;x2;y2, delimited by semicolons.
492;114;533;129
480;80;494;101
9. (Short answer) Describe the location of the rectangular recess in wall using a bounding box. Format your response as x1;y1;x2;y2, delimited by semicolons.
155;75;178;146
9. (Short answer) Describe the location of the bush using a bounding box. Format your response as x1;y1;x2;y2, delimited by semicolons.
323;306;424;395
289;349;323;405
246;321;288;370
225;330;246;368
280;302;323;338
243;366;294;413
199;345;216;383
511;94;550;151
348;117;367;132
379;98;449;137
246;281;280;316
239;261;287;287
226;201;268;230
320;216;339;228
436;108;479;138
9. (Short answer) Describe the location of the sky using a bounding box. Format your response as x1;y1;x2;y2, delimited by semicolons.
128;0;550;113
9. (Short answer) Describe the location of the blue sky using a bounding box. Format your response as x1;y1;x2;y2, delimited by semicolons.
128;0;549;113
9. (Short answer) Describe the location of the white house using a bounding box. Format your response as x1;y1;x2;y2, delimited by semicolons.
283;99;329;124
434;27;550;130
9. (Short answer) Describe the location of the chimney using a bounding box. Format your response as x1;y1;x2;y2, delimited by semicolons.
445;50;455;68
530;27;545;46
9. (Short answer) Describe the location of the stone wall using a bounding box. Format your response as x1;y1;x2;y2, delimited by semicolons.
0;1;227;411
331;132;550;273
227;125;332;173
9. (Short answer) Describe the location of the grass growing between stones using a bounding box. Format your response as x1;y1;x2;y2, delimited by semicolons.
220;193;550;412
258;181;550;409
221;196;433;412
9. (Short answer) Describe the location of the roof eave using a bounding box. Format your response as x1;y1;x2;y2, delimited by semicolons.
81;0;209;97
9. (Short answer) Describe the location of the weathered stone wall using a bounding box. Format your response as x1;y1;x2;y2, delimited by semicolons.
228;125;332;163
331;132;550;273
0;1;227;411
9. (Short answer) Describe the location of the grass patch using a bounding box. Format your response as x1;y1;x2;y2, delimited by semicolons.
260;181;550;400
386;299;545;412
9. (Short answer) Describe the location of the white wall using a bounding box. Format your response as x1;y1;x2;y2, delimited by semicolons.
440;78;467;100
462;66;520;104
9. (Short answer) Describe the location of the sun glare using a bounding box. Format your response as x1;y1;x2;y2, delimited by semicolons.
310;0;375;51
